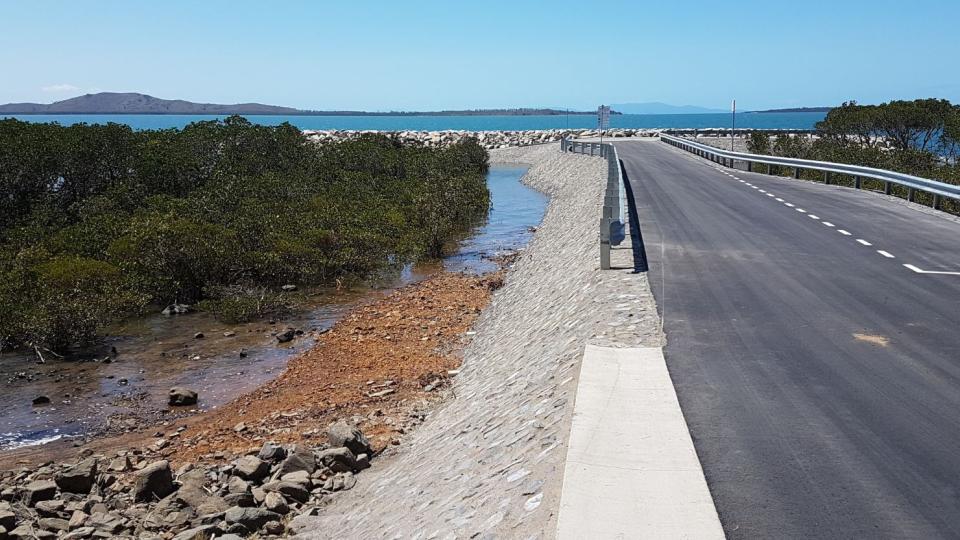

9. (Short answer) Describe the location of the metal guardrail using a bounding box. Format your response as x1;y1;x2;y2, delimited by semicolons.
561;138;626;269
661;133;960;209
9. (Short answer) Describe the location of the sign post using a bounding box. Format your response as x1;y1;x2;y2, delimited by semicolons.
598;105;611;146
731;99;736;151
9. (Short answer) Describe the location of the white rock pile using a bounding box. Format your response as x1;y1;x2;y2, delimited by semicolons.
302;128;660;149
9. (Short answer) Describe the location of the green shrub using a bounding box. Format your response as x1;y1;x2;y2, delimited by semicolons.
0;118;490;351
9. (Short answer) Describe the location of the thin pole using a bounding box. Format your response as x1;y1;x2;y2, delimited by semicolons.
731;99;736;152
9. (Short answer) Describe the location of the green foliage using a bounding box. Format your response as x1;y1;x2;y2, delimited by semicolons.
744;98;960;214
0;117;490;351
196;285;298;324
747;132;770;155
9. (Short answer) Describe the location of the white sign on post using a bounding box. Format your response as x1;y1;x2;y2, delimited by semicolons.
597;105;611;130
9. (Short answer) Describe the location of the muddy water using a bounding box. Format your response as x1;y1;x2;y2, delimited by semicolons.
0;165;544;450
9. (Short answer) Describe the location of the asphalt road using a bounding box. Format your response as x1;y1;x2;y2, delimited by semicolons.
616;140;960;539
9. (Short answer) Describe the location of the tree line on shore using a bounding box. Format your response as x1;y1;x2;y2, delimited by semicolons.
746;99;960;212
0;116;490;353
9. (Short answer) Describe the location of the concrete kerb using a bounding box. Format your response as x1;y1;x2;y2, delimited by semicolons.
556;345;724;539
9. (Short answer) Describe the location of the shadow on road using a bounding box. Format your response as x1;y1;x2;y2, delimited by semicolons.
617;160;650;273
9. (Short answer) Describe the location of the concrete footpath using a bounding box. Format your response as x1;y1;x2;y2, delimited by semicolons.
557;345;723;539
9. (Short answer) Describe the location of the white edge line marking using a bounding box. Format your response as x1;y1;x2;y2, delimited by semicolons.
796;208;806;213
822;222;835;227
775;198;784;202
856;239;872;246
808;215;820;219
903;264;960;275
877;250;895;258
838;230;852;235
785;203;795;207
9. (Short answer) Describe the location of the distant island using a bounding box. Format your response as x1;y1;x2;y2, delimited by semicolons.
611;102;727;115
751;106;833;113
0;92;613;116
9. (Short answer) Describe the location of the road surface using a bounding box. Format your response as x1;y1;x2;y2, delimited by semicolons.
616;140;960;539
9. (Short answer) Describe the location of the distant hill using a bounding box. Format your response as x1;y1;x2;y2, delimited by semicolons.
0;92;608;116
0;92;301;115
611;102;726;115
751;106;833;113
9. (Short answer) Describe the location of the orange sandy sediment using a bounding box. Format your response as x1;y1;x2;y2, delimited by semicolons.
0;270;501;469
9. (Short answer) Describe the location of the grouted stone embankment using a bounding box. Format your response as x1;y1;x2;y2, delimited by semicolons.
291;143;662;538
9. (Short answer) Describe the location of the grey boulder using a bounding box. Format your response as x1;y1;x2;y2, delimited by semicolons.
133;460;176;502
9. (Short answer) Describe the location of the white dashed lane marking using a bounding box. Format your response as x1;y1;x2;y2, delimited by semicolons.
694;151;953;279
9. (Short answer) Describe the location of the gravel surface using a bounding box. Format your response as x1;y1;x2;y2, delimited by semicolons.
290;143;662;539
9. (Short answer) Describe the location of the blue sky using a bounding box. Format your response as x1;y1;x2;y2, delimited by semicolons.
2;0;958;111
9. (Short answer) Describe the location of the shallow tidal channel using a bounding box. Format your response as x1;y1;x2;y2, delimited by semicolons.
0;165;545;450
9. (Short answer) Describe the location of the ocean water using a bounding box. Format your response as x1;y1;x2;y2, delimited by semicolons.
0;112;826;131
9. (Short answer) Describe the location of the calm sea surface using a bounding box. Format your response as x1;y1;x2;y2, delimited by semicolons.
1;112;825;131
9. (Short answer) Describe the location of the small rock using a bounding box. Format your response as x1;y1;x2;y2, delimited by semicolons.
263;492;289;515
35;499;64;517
162;303;191;315
223;492;255;507
68;510;88;530
227;475;249;495
317;447;362;473
261;481;309;503
264;520;285;535
172;524;219;540
133;460;175;502
108;456;131;473
233;455;269;481
24;479;58;506
193;332;204;339
281;284;298;292
224;506;281;531
257;442;287;462
0;508;16;530
223;331;236;337
39;517;70;532
56;457;98;494
280;470;311;486
33;395;51;405
276;328;296;343
168;387;198;406
278;446;315;475
327;421;372;456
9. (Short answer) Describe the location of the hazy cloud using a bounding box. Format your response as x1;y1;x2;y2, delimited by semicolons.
41;83;80;93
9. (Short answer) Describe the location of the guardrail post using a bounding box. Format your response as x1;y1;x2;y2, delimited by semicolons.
747;162;752;172
933;194;941;209
600;207;612;270
794;167;801;179
854;175;861;189
823;171;830;185
884;182;892;195
908;187;916;202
